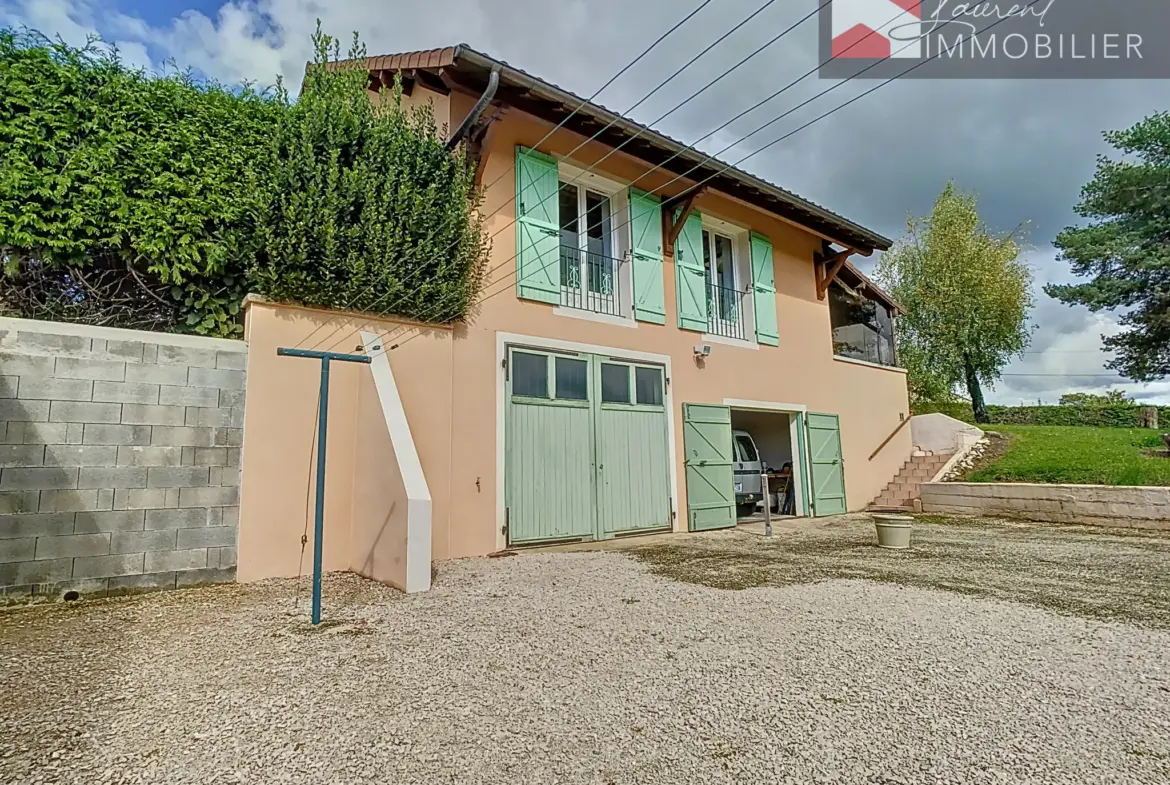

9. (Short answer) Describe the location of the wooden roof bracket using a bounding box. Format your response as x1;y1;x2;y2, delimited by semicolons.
816;247;854;300
662;189;704;252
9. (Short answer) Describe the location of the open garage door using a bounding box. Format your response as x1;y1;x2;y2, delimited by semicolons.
682;404;736;531
807;412;846;516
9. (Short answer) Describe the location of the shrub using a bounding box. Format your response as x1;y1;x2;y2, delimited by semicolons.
0;29;279;336
249;27;489;327
0;25;490;338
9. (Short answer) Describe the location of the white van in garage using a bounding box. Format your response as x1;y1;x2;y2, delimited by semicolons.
733;429;762;517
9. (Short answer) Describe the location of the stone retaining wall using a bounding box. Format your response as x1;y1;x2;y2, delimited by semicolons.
0;318;246;600
921;482;1170;530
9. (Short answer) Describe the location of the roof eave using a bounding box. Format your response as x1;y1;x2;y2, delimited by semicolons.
449;47;891;253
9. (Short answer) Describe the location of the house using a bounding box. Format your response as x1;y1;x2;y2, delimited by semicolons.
236;46;911;593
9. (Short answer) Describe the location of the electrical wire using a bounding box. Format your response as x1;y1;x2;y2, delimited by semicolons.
372;1;1044;360
349;3;935;354
305;0;828;354
289;0;716;352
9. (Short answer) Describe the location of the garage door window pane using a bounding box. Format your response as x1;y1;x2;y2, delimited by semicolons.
634;367;663;406
601;363;630;403
555;357;588;400
512;352;548;398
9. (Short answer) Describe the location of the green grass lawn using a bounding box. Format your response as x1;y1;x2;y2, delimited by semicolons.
965;425;1170;486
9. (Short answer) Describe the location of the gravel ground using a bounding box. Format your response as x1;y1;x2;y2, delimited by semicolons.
631;514;1170;628
3;521;1170;784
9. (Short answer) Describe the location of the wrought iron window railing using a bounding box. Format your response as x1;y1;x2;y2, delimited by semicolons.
706;281;749;340
559;245;624;317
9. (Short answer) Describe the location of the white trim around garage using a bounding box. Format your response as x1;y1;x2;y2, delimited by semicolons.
495;331;681;552
723;397;810;519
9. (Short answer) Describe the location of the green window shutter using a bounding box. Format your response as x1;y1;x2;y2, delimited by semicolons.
750;232;779;346
515;146;560;304
674;210;707;332
629;188;665;324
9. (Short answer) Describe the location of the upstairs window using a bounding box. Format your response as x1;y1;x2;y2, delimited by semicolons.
829;285;897;367
702;228;748;341
559;183;620;317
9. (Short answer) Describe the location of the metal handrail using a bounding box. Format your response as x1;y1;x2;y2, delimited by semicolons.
869;416;911;461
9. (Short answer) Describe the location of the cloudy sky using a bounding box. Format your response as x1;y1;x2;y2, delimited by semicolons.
4;0;1167;404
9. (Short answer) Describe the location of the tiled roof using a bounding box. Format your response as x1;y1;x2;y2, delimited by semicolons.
331;44;893;254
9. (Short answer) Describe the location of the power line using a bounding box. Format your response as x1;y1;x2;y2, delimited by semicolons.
307;0;838;354
298;0;774;352
326;1;916;356
289;0;717;352
355;2;938;355
1000;373;1128;378
373;0;1044;361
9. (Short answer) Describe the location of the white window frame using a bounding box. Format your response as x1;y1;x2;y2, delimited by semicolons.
700;214;755;347
551;162;634;326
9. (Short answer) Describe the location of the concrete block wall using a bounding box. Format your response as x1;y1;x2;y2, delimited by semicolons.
0;318;246;600
921;482;1170;531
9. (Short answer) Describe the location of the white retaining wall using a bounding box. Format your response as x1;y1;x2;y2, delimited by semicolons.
911;413;983;455
921;482;1170;530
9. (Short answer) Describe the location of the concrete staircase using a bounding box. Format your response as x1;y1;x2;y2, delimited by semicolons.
870;451;951;510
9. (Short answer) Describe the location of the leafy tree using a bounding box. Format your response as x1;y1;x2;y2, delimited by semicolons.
1048;113;1170;382
877;183;1033;423
1058;390;1135;406
250;25;489;324
0;29;279;335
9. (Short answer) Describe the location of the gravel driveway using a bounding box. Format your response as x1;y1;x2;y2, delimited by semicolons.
3;518;1170;784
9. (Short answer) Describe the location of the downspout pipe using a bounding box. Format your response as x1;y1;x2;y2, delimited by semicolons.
446;65;500;151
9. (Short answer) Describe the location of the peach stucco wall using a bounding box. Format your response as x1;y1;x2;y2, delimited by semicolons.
349;366;409;587
237;302;454;583
236;96;911;582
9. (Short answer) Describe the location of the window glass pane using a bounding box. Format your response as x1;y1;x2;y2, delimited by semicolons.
511;352;548;398
559;183;579;238
634;367;663;406
715;234;735;289
554;357;588;400
702;229;712;278
713;234;737;322
829;286;896;367
585;191;613;295
735;434;758;463
601;363;630;403
585;191;611;254
559;184;581;289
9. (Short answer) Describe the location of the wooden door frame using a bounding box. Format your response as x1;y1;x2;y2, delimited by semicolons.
722;398;809;519
496;332;679;553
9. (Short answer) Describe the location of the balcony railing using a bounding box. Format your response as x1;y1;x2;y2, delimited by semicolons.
832;325;898;367
706;281;749;340
559;245;623;317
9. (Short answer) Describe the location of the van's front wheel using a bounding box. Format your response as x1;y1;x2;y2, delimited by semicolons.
735;503;756;518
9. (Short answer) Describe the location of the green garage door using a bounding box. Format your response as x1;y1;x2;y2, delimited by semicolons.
807;412;846;517
682;404;736;531
505;347;671;545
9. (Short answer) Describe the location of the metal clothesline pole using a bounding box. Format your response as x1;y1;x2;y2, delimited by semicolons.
277;347;372;625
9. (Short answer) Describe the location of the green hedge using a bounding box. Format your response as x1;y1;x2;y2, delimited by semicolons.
912;402;1170;428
